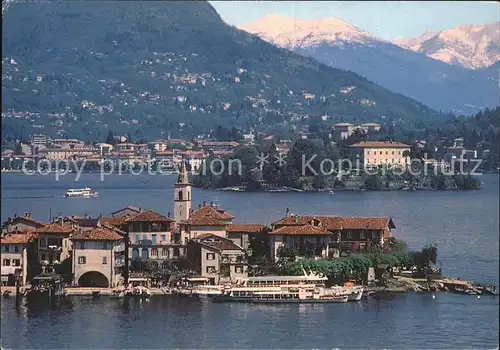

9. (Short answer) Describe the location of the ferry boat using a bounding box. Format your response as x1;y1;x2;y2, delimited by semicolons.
212;269;330;302
192;285;224;298
64;187;99;198
211;268;363;303
250;289;348;304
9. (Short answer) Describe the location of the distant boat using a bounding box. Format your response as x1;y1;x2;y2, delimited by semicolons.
64;187;99;198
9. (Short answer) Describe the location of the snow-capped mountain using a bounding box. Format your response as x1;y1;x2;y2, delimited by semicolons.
240;14;380;48
238;15;499;114
394;22;500;69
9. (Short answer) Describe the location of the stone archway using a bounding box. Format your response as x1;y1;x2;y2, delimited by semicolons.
78;271;109;288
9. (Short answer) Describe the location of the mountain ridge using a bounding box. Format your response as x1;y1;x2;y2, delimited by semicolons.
1;0;442;140
394;21;500;69
239;15;499;114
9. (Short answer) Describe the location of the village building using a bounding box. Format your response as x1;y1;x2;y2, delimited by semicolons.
187;234;248;285
2;213;47;233
124;210;181;266
180;204;234;241
269;214;395;262
0;232;35;286
225;224;266;252
71;226;125;288
348;141;411;168
34;223;74;264
333;122;356;140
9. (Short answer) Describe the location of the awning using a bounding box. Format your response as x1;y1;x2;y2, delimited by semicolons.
1;266;17;275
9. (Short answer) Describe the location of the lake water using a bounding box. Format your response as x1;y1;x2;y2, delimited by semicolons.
1;173;499;348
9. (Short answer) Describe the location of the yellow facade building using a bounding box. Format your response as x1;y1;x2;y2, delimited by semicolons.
348;141;411;168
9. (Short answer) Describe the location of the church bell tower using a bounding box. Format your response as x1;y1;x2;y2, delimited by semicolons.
174;161;191;224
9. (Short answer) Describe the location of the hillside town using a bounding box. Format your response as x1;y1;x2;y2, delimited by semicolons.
1;122;493;177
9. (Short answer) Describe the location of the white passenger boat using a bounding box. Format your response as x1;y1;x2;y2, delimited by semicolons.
64;187;99;198
250;289;348;304
211;268;363;303
192;285;224;298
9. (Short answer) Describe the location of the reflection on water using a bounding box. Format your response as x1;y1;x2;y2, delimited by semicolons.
1;294;498;349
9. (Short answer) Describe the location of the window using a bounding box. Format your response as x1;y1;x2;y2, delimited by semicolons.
380;151;383;155
178;190;183;201
13;259;21;267
102;256;107;265
135;234;139;243
206;253;215;260
385;151;388;155
39;238;46;248
141;248;149;259
235;266;243;273
151;248;158;257
206;266;216;273
161;248;169;257
367;151;370;155
161;234;166;242
173;248;180;257
346;231;352;239
102;242;108;250
360;231;365;239
3;259;10;266
392;151;395;155
3;246;9;253
152;234;157;245
14;246;19;253
78;256;86;264
152;223;159;232
78;241;85;250
372;231;377;240
142;233;147;241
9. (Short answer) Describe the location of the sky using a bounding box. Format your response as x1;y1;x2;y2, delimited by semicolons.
209;1;499;41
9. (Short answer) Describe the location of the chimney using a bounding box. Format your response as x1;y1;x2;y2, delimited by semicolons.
198;204;202;209
167;212;171;218
25;212;31;218
286;208;290;217
210;201;214;207
13;213;17;218
203;201;206;206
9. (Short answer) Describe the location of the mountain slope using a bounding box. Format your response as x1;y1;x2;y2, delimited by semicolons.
1;0;442;141
240;15;499;114
395;22;500;69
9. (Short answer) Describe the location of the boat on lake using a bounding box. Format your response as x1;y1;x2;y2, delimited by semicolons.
250;289;349;304
211;268;361;303
64;187;98;198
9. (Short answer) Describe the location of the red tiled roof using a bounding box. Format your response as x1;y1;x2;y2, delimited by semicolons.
272;215;395;231
125;210;173;223
110;206;143;216
71;227;123;241
270;224;329;235
36;223;74;234
226;224;266;233
99;216;127;227
182;205;233;226
349;141;410;149
7;215;48;228
1;232;35;244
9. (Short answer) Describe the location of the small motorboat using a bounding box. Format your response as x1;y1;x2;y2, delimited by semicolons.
92;291;101;299
3;290;12;298
110;289;125;299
